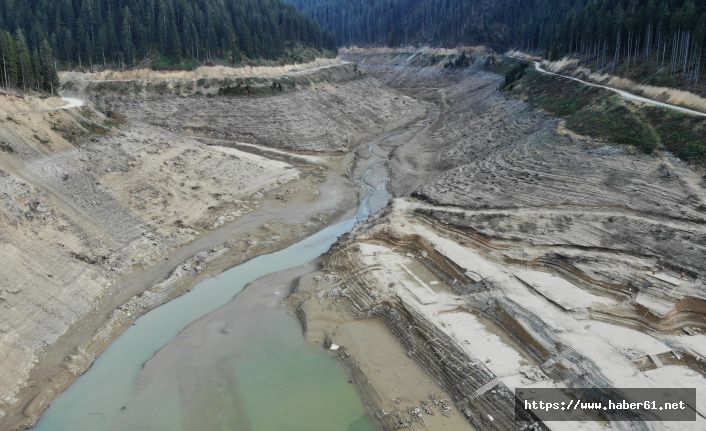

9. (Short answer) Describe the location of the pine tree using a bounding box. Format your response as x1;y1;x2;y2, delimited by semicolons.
0;0;336;70
15;29;33;90
39;39;58;94
0;31;18;88
121;7;135;66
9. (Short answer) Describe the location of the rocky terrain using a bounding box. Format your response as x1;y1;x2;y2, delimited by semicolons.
0;59;424;430
289;48;706;430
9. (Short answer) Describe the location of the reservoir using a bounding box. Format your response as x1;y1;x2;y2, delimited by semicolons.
33;144;390;431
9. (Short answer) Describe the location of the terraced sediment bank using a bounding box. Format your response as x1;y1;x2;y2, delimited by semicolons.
0;59;425;430
287;48;706;430
5;48;706;431
32;105;407;431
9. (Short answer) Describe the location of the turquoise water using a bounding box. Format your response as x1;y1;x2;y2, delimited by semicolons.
34;144;389;431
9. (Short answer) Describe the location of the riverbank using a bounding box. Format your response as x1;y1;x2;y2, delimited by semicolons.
0;56;429;429
31;103;432;429
290;269;476;430
6;154;358;430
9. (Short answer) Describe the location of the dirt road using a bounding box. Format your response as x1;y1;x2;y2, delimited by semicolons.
522;57;706;117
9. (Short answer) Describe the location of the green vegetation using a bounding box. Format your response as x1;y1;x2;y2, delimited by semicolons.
485;56;519;76
291;0;706;90
444;51;472;69
0;0;335;72
500;61;530;89
645;107;706;162
507;68;605;116
545;1;706;84
503;66;706;163
567;97;660;153
0;30;58;93
149;56;201;71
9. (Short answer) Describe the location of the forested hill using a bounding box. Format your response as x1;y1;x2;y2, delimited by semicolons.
291;0;706;86
0;0;336;73
288;0;584;48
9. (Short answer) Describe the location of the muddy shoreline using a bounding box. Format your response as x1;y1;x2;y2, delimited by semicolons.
7;160;357;430
9;88;428;429
290;268;477;431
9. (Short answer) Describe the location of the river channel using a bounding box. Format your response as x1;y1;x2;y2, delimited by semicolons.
34;142;390;431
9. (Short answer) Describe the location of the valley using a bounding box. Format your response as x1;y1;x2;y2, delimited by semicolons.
293;48;706;430
0;46;704;431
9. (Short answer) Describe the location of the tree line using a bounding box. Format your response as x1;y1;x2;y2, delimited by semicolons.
536;1;706;83
0;29;58;93
288;0;517;48
0;0;336;93
291;0;706;85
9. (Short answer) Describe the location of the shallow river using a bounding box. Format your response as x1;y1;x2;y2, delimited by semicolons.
34;143;390;431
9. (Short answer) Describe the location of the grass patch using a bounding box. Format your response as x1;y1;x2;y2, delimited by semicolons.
514;68;604;115
567;96;659;153
644;107;706;163
500;61;529;89
504;67;706;162
150;55;201;71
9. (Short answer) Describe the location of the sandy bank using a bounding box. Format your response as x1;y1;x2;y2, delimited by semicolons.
290;269;475;430
3;154;357;430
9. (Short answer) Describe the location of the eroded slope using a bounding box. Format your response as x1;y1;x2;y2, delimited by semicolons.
300;49;706;430
0;60;427;429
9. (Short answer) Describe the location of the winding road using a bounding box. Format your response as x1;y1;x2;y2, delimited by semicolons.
509;56;706;117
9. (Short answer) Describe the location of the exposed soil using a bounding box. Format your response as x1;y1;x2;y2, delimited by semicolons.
2;48;706;431
0;60;425;430
285;48;706;430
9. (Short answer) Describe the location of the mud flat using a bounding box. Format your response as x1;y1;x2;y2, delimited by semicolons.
32;89;419;430
0;59;424;429
291;268;477;430
286;48;706;430
4;47;706;431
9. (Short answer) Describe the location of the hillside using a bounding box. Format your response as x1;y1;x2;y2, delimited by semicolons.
0;0;336;70
290;0;706;91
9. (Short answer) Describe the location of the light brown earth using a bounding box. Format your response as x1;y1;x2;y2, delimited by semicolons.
0;59;426;430
285;48;706;430
3;47;706;431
